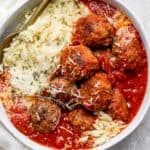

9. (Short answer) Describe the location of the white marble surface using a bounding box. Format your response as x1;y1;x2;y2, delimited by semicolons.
0;0;150;150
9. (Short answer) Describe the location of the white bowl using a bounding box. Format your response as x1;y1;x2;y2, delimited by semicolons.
0;0;150;150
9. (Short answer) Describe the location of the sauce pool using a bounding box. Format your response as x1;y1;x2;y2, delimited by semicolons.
10;106;94;149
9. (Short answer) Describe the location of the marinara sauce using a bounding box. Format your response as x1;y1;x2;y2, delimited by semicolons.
10;104;94;149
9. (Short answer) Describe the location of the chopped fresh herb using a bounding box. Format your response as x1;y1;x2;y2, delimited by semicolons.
33;72;39;81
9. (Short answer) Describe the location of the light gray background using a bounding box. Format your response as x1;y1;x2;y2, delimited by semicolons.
0;0;150;150
111;1;150;150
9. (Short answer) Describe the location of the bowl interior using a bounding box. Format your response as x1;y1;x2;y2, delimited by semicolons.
0;0;150;150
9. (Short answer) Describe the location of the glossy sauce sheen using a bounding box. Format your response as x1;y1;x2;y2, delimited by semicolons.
116;67;147;121
8;0;148;149
10;105;93;149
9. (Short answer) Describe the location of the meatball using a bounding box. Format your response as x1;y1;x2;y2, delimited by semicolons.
106;89;129;122
80;73;112;111
60;45;99;81
72;14;114;47
112;25;146;71
29;99;61;133
47;77;78;101
68;108;95;131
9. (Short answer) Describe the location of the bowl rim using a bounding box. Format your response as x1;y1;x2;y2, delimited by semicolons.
0;0;150;150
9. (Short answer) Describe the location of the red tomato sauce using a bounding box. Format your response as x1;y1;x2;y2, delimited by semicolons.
116;66;148;122
10;104;94;149
81;0;117;17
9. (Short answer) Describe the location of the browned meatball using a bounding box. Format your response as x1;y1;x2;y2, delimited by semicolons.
106;89;129;122
29;99;61;133
68;108;95;131
72;14;114;47
112;25;146;71
47;77;78;101
60;45;99;81
80;73;112;111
